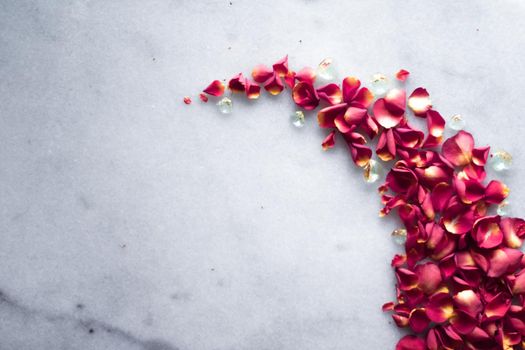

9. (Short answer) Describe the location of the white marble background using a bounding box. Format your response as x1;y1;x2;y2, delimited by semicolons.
1;1;525;349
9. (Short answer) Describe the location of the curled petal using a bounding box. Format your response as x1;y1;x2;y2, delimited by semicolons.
384;88;406;115
501;217;525;249
353;87;374;108
395;335;426;350
462;163;486;182
361;114;379;139
454;290;483;317
395;127;425;148
396;268;419;291
349;143;372;167
264;73;284;95
417;165;450;189
295;67;316;85
203;80;225;96
317;83;342;105
426;293;454;323
392;254;407;267
272;55;288;76
344;106;367;125
373;98;405;129
244;79;261;99
485;180;509;204
396;69;410;82
442;131;474;167
386;166;418;194
431;183;453;212
317;103;347;128
472;146;490;166
487;249;510;277
228;73;245;93
443;204;474;234
252;64;274;83
292;82;320;110
321;131;336;151
415;262;442;294
484;292;511;320
284;71;295;89
450;310;477;335
427;110;446;138
342;76;360;103
334;115;354;134
409;308;430;333
472;216;503;249
382;302;395;312
455;178;485;204
376;129;396;161
408;87;432;116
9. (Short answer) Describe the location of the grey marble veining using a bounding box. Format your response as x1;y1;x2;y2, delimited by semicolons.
1;1;525;349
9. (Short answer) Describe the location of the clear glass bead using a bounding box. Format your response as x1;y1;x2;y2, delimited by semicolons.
490;151;512;172
291;111;305;128
391;228;407;245
363;159;383;183
370;73;390;96
316;58;336;82
497;201;511;216
217;97;233;114
448;114;466;131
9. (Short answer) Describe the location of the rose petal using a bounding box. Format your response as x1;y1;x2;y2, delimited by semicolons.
450;310;477;335
344;106;367;125
295;67;316;85
349;143;372;167
376;129;397;161
342;76;360;103
426;293;454;323
361;114;379;139
352;87;374;108
203;80;225;96
501;217;525;249
244;79;261;99
183;96;191;105
415;262;442;294
396;69;410;82
317;83;342;105
408;88;432;116
228;73;245;93
427;110;446;138
442;131;474;167
453;290;483;317
384;88;406;115
264;73;284;95
485;180;509;204
513;271;525;294
283;71;295;89
472;146;490;166
272;55;288;76
487;249;510;277
431;182;453;212
409;308;431;333
386;166;419;195
199;93;208;102
443;203;474;234
472;215;503;249
252;64;274;83
292;82;320;110
382;302;395;312
334;115;354;134
317;103;347;128
321;131;336;151
395;335;426;350
396;268;419;291
484;292;511;320
373;98;405;129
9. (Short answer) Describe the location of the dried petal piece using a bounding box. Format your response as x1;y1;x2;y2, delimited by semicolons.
409;308;430;333
415;262;442;294
183;96;192;105
450;310;477;335
485;180;509;204
501;217;525;248
472;146;490;166
513;271;525;294
264;73;284;95
373;98;405;129
203;80;225;96
426;110;446;138
295;67;316;85
317;103;347;128
342;77;361;103
228;73;246;93
426;293;453;323
396;69;410;82
395;335;426;350
408;88;431;116
272;55;288;76
252;64;273;83
292;82;320;110
384;88;406;115
472;216;503;249
317;83;342;105
442;131;474;167
322;131;336;151
244;79;261;99
199;93;208;102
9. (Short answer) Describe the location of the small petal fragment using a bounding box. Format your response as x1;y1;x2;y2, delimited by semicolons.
396;69;410;82
322;131;336;151
252;64;274;83
199;93;208;102
203;80;226;96
183;96;192;105
396;336;426;350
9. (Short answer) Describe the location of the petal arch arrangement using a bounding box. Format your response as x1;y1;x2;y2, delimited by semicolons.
192;56;525;350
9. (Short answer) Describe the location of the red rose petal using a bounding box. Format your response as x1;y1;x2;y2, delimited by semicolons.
349;143;372;167
199;93;208;102
485;180;509;204
484;292;511;320
409;308;431;333
513;271;525;294
317;103;347;128
427;110;446;138
472;146;490;166
322;131;336;151
501;217;525;249
442;131;475;167
453;290;483;317
396;335;426;350
244;79;261;99
426;293;454;323
295;67;316;85
373;98;405;129
264;73;284;95
183;96;192;105
377;129;396;161
408;87;432;116
317;83;342;105
415;262;442;294
396;69;410;82
352;87;374;108
450;310;477;335
203;80;225;96
292;82;320;110
228;73;246;93
272;55;289;76
252;64;274;83
342;76;360;103
487;249;510;277
472;216;503;249
384;88;406;115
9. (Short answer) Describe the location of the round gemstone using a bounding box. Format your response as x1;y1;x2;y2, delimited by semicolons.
497;201;510;216
391;228;407;245
370;74;389;96
316;58;336;82
363;159;383;183
291;111;305;128
448;114;466;131
490;151;512;172
217;97;233;114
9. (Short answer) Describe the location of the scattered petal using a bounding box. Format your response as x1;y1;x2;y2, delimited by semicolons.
396;69;410;82
442;131;474;167
183;96;192;105
322;131;336;151
199;93;208;102
317;83;342;105
264;73;284;95
252;64;273;83
408;88;432;116
373;98;405;129
292;82;320;110
295;67;316;85
203;80;225;96
272;55;288;76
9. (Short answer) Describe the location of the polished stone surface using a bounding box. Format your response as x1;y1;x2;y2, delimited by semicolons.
1;1;525;349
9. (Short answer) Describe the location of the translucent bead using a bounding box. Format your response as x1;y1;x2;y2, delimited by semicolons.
217;97;233;114
490;151;512;172
316;58;336;82
497;201;510;216
370;74;390;96
291;111;305;128
363;159;383;183
391;228;407;245
448;114;466;131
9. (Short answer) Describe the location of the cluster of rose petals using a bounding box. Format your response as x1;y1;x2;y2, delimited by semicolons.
201;56;525;349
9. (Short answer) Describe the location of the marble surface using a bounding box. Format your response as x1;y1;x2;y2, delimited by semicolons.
1;1;525;349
